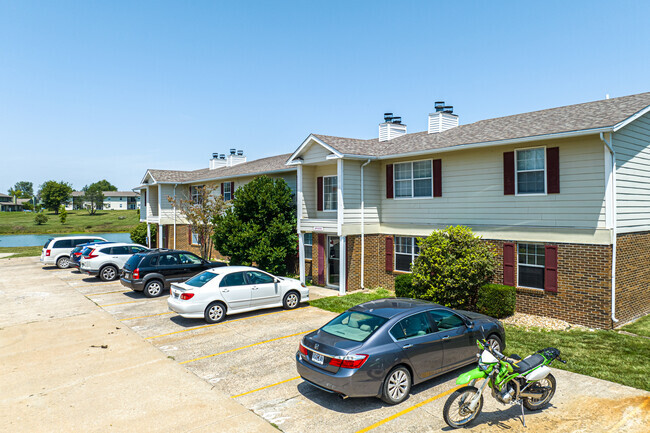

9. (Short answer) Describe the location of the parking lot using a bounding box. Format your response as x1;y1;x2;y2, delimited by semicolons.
3;257;650;433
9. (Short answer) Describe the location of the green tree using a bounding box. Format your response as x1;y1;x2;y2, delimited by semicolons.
130;222;156;247
39;180;73;214
212;176;296;274
82;183;105;215
410;226;497;309
167;184;226;260
34;211;49;225
8;181;33;198
59;205;68;224
93;179;117;192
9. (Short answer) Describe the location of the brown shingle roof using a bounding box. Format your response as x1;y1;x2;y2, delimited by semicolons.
312;92;650;157
147;153;295;184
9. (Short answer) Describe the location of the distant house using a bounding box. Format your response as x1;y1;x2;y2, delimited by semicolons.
0;193;24;212
66;191;140;211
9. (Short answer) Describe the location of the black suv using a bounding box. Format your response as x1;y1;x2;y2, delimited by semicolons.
120;249;227;297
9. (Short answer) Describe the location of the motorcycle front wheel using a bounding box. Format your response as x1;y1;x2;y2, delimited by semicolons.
443;385;483;428
523;373;556;410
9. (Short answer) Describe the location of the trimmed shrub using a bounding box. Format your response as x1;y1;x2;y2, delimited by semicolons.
130;222;156;247
476;283;516;318
394;273;414;298
411;225;497;309
34;212;48;225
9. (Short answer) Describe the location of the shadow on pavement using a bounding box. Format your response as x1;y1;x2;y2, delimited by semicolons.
167;306;293;328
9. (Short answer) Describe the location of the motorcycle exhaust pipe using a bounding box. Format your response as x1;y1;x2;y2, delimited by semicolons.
520;391;544;399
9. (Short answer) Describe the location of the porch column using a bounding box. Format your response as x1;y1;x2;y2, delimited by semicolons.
146;223;151;248
339;235;346;295
298;233;305;284
158;224;163;248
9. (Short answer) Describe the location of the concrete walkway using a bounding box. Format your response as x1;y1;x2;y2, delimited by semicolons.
0;257;276;433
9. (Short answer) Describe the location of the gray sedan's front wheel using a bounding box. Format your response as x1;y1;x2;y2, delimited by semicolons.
381;366;411;405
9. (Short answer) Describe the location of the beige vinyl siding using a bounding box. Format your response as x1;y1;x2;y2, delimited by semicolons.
147;185;159;219
301;166;316;219
298;163;338;232
380;136;606;229
139;188;147;220
342;159;380;225
613;111;650;232
302;143;334;164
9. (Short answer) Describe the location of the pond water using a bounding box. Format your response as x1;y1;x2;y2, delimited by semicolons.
0;232;133;247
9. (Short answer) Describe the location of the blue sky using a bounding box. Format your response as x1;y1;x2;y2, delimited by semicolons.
1;0;649;192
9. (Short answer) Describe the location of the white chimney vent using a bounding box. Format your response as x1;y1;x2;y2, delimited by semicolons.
428;101;458;134
379;113;407;142
209;153;228;170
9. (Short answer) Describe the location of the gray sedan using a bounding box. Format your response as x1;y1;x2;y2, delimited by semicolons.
296;298;505;405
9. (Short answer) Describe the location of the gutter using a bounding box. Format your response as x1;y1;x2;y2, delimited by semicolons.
600;132;618;325
360;159;372;289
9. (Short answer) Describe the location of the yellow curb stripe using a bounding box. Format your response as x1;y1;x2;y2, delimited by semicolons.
355;385;464;433
145;307;309;340
180;329;315;365
120;312;175;321
87;290;130;297
231;376;300;399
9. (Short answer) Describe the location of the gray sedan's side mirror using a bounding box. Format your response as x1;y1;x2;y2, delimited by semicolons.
274;277;281;283
466;321;475;329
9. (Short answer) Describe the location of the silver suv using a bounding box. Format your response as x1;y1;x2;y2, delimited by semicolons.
80;243;149;281
41;236;107;269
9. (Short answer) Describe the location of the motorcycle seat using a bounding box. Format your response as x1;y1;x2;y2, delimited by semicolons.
510;354;545;373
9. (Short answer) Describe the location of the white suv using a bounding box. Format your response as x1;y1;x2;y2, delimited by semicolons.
41;236;108;269
80;243;149;281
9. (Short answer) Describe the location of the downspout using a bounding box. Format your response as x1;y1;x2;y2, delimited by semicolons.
600;132;619;325
360;159;371;289
173;184;178;249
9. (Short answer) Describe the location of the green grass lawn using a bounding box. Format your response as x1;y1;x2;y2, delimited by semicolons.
308;290;650;391
308;288;394;313
620;314;650;338
0;246;42;258
0;210;140;235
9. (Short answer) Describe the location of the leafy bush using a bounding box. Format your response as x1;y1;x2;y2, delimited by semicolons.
476;284;516;318
212;176;296;275
411;225;496;309
130;222;156;247
394;273;414;298
34;212;48;225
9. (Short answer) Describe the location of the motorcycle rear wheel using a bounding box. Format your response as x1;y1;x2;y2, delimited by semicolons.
443;386;483;428
523;373;556;410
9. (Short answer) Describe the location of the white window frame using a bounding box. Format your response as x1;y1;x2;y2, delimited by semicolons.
191;231;201;246
515;146;547;196
191;185;204;204
393;159;433;200
304;233;313;260
517;242;545;290
223;182;232;201
394;236;421;272
323;175;337;212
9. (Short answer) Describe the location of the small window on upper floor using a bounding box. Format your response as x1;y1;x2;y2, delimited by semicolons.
323;176;337;211
516;148;545;194
191;186;204;204
223;182;232;201
394;160;433;198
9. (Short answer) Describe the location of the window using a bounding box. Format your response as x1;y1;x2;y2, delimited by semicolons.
158;253;180;266
429;309;465;331
516;148;545;194
323;176;337;211
394;236;421;272
394;160;432;198
518;243;545;289
185;271;219;288
111;246;131;255
53;239;73;248
191;186;204;204
223;182;232;201
245;271;275;285
304;233;313;260
220;272;247;287
129;246;147;254
191;231;200;245
390;312;434;341
179;253;203;264
321;311;388;342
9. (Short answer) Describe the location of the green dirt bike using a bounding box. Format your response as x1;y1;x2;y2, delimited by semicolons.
443;339;566;428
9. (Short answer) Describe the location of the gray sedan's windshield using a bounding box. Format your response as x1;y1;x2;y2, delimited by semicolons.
321;311;387;342
185;271;218;288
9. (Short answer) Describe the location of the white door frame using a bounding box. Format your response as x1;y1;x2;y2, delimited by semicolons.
326;235;340;288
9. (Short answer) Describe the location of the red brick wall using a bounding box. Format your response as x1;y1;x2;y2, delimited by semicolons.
615;231;650;324
165;224;229;261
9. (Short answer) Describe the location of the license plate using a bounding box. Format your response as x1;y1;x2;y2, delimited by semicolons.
125;273;130;279
311;352;324;365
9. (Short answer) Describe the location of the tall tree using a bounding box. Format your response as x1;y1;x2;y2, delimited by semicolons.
8;181;33;198
168;184;226;260
82;183;105;215
93;179;118;192
39;180;73;214
212;176;296;275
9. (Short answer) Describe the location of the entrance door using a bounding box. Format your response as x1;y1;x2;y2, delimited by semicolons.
327;236;340;286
